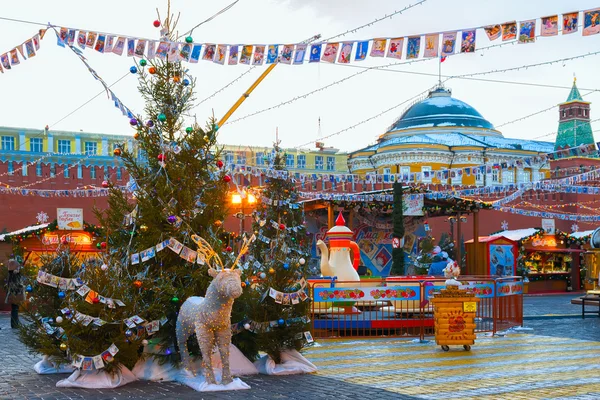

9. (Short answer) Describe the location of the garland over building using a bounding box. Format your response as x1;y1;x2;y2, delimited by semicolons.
348;86;554;186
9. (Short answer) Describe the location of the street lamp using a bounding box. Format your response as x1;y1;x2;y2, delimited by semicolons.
231;192;257;236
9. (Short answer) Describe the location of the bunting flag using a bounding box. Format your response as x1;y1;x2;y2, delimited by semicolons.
502;21;517;41
441;32;457;56
519;20;536;43
484;25;501;41
386;38;403;59
541;15;559;36
424;34;439;58
583;8;600;36
0;29;45;73
562;12;579;34
406;36;420;59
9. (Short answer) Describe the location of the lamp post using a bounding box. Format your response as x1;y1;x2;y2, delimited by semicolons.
231;191;257;236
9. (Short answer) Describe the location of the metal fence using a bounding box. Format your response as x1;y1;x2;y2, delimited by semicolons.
309;276;523;340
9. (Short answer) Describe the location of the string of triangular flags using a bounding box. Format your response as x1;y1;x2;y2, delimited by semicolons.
49;8;600;67
0;29;46;73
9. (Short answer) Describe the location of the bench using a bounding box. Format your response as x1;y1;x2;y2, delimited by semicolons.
582;293;600;319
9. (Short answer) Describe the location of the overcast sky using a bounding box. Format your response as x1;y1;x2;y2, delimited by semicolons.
1;0;600;153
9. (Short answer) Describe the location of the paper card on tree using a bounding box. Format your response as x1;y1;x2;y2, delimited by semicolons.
81;315;94;326
282;294;291;305
76;285;91;297
151;320;160;332
50;275;60;288
304;331;314;343
131;253;140;265
93;318;106;326
108;343;119;356
197;253;206;265
291;293;300;304
98;296;107;304
167;198;178;209
67;279;77;290
299;278;307;288
72;355;84;368
124;318;136;328
114;299;125;307
61;307;71;315
168;238;184;254
131;315;145;324
106;298;115;309
269;288;277;299
92;355;104;370
85;290;98;304
275;291;284;304
101;350;114;363
36;270;45;283
298;290;308;302
156;240;169;252
295;332;303;340
74;278;84;287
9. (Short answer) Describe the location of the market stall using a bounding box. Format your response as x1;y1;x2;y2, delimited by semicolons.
465;236;517;276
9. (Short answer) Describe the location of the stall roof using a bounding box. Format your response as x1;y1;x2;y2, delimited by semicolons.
494;228;540;242
0;223;49;242
570;230;594;239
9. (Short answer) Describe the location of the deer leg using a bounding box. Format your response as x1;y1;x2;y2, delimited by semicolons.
196;324;217;385
216;328;233;385
176;317;191;374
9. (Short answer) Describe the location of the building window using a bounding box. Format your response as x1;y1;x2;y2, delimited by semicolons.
492;169;500;183
30;138;43;153
584;109;588;117
85;141;98;155
255;152;264;166
326;156;335;171
116;167;122;180
502;170;514;184
297;155;306;169
58;140;71;154
50;163;56;177
7;162;13;175
22;163;28;176
475;168;483;185
137;148;147;161
451;172;462;186
77;165;82;179
103;166;108;180
1;136;15;151
236;152;246;166
224;151;234;166
64;165;70;178
286;154;295;168
36;163;42;177
421;166;432;183
315;156;324;170
90;166;96;179
383;167;391;175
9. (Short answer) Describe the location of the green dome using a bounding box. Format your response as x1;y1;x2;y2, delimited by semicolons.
389;87;495;132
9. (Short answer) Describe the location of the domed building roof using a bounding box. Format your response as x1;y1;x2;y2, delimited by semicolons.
388;87;495;132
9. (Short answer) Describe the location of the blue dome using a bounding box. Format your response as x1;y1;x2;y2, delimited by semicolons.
389;88;495;132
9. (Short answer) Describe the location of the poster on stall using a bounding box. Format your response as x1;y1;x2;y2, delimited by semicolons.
57;208;83;230
489;244;515;276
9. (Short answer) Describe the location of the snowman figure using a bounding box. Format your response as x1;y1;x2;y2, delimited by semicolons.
442;260;461;286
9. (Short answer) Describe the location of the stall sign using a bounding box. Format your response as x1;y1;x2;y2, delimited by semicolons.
496;282;523;297
531;237;557;248
404;195;424;216
313;286;420;302
57;208;84;230
542;219;555;235
42;232;92;246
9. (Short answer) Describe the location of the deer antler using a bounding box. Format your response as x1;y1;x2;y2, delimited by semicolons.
230;234;256;270
191;234;224;270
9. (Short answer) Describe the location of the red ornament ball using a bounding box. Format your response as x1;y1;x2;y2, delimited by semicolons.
100;242;107;249
101;180;109;188
113;148;122;156
148;67;156;74
153;20;161;28
279;223;286;230
226;246;232;252
92;297;100;304
216;160;224;168
157;153;165;162
223;175;231;183
133;280;143;288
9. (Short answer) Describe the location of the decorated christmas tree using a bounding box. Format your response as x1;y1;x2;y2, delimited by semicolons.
240;142;312;364
16;21;235;379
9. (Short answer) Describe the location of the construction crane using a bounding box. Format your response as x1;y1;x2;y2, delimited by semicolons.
217;34;322;129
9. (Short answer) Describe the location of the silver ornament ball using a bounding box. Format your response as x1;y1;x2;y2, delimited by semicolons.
56;316;64;324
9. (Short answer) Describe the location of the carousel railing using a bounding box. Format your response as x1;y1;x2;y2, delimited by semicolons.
308;275;524;340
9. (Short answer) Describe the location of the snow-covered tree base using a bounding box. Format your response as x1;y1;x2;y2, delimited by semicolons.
56;367;137;389
33;355;75;374
254;350;318;375
176;370;250;392
132;343;258;382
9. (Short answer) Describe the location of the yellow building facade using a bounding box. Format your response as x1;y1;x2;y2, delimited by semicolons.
349;87;552;186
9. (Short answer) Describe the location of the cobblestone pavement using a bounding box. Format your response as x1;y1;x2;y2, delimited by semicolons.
523;294;585;317
2;295;600;400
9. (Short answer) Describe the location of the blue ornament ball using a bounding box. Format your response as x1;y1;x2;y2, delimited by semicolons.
125;329;133;337
26;285;33;292
130;66;138;74
245;280;250;286
129;118;138;126
278;319;285;326
182;78;190;86
146;120;154;127
283;263;289;270
58;291;65;299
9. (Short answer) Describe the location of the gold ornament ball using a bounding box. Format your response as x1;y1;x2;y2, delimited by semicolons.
60;343;67;351
214;220;222;227
140;225;148;232
269;267;275;274
203;135;209;141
